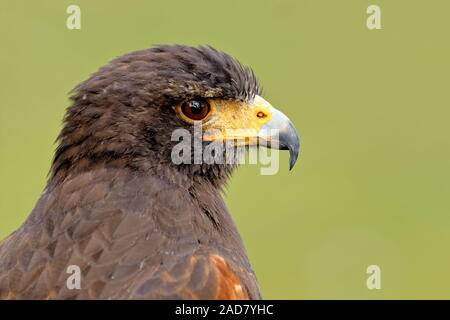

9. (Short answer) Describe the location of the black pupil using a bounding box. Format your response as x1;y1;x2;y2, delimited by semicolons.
189;100;202;114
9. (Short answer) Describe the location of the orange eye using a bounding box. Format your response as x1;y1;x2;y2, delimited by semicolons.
179;99;211;121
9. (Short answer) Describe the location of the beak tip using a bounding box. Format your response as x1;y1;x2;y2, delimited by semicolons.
288;148;299;171
287;127;300;171
257;106;300;171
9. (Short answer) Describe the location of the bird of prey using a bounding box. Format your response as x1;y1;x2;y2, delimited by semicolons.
0;45;299;300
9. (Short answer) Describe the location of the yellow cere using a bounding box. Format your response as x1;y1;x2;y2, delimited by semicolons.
203;95;274;143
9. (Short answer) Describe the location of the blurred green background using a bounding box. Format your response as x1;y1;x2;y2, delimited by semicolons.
1;0;450;299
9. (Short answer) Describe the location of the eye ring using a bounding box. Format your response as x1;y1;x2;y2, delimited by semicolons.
177;98;212;123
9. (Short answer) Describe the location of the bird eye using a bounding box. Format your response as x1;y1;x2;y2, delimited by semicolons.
179;99;211;122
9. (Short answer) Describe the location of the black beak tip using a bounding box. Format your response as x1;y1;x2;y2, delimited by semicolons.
288;146;299;171
287;127;300;171
278;128;300;171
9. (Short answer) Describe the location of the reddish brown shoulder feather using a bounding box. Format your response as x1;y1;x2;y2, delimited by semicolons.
209;255;249;300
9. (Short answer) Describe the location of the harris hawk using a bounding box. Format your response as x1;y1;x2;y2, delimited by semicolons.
0;45;299;300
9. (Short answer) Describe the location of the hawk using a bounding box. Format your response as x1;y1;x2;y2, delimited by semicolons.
0;45;299;299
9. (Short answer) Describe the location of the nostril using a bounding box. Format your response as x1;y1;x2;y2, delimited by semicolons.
257;111;266;119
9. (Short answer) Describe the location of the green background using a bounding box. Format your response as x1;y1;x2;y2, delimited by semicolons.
1;0;449;299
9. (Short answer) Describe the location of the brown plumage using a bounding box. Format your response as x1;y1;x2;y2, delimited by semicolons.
0;45;299;300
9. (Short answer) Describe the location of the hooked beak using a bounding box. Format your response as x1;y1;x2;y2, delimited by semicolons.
258;108;300;170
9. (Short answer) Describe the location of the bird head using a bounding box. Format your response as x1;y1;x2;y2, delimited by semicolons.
51;45;300;187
